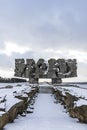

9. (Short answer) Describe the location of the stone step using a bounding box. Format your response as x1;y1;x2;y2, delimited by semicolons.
39;86;52;93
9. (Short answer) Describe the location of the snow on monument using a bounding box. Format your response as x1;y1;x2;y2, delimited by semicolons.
14;58;77;84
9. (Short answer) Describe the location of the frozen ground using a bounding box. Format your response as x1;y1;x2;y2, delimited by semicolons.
0;82;32;115
54;83;87;107
5;93;87;130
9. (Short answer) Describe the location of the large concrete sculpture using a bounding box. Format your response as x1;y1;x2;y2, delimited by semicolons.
14;58;77;84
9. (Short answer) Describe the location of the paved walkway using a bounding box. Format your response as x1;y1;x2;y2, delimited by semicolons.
5;94;87;130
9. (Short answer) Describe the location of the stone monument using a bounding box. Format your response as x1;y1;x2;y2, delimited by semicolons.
14;58;77;84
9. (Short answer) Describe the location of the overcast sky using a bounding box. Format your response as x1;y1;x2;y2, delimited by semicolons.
0;0;87;81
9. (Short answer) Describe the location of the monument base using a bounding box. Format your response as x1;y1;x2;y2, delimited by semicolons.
52;78;62;84
29;78;39;84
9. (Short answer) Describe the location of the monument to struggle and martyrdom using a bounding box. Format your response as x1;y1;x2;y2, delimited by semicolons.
14;58;77;84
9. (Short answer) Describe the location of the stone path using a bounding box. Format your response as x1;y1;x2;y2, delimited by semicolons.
5;94;87;130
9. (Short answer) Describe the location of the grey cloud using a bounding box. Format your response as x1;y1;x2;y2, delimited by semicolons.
0;54;14;68
0;0;87;51
0;1;87;52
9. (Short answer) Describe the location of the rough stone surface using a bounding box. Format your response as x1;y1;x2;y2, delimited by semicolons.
0;113;9;129
14;58;77;84
69;105;87;123
52;78;62;84
52;87;87;123
0;87;38;129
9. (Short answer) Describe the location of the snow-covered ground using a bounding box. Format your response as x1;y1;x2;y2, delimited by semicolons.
0;82;32;115
5;94;87;130
0;82;87;129
54;83;87;107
